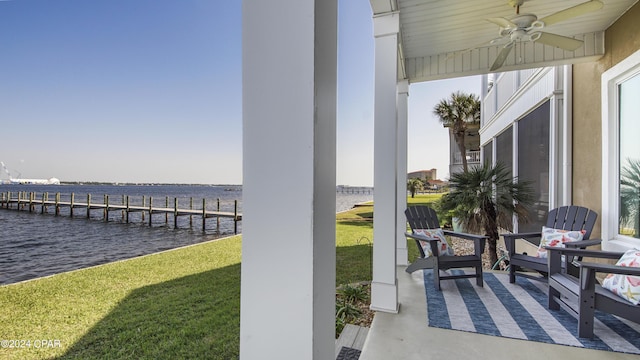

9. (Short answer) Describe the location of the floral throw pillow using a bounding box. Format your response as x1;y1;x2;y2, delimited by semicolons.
602;249;640;305
536;226;586;258
413;228;455;257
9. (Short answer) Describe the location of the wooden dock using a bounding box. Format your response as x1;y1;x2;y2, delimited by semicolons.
0;191;242;233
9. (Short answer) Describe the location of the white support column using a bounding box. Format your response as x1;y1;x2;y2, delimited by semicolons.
396;80;409;266
561;65;573;206
549;89;561;209
512;120;519;233
241;1;337;359
371;11;400;314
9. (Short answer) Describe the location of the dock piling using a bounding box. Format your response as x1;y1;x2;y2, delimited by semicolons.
189;197;193;227
174;197;178;228
202;198;206;231
126;195;130;223
149;197;153;227
105;195;109;221
234;200;238;234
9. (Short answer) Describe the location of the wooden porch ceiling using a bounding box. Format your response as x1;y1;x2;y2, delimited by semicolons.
369;0;639;82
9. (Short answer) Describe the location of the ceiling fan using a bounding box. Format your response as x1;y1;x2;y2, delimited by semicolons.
476;0;604;71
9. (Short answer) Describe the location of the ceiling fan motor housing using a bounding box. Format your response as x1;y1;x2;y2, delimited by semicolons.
498;14;538;37
511;14;538;28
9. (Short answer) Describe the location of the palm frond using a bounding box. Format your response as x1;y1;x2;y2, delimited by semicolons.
432;91;480;128
620;158;640;230
441;162;534;235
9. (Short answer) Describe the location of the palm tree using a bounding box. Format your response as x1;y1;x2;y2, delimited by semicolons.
439;162;534;266
407;178;424;198
620;158;640;238
433;91;481;172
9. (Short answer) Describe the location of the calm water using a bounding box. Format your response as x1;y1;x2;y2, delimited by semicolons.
0;184;371;285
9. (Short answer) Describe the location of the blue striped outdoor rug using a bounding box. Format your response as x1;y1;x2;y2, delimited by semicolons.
423;269;640;354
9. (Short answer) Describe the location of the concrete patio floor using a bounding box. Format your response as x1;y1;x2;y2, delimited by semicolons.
359;267;639;360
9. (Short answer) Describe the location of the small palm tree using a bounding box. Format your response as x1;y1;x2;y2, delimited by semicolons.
439;162;534;266
433;91;480;172
620;158;640;238
407;178;424;198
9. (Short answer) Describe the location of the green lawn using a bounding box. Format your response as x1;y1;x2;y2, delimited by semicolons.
0;212;375;359
0;195;441;359
336;205;373;285
0;237;243;360
407;192;444;206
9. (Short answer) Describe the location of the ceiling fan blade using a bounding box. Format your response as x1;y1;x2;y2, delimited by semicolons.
487;17;517;29
490;43;514;72
538;0;603;26
446;37;510;60
534;32;583;51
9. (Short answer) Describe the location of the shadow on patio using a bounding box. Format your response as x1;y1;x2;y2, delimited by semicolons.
359;267;639;360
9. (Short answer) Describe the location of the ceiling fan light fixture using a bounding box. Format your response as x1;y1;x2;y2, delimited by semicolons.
531;20;545;29
528;32;542;42
510;29;526;41
499;28;512;37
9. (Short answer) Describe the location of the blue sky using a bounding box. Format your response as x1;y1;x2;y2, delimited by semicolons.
0;0;478;185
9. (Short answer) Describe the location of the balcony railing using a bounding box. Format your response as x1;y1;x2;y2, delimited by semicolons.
453;150;481;165
483;69;540;121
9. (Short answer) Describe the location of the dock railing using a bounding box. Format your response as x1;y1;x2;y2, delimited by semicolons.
0;191;241;233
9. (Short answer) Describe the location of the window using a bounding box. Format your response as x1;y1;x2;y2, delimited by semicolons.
618;75;640;238
482;141;493;167
485;102;551;233
602;49;640;250
518;101;550;232
517;101;550;232
495;126;512;177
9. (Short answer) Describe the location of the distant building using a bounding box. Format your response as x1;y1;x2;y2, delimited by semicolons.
428;179;447;190
407;169;436;182
407;169;447;191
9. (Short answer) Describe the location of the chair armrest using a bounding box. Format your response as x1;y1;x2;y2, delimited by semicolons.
578;261;640;277
565;239;602;248
442;230;487;242
578;261;640;292
501;232;542;255
405;232;438;242
442;230;486;255
545;247;623;259
406;231;486;256
547;247;624;276
501;231;542;239
405;232;439;259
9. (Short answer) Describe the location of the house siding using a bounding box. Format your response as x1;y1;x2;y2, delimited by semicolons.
572;1;640;238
